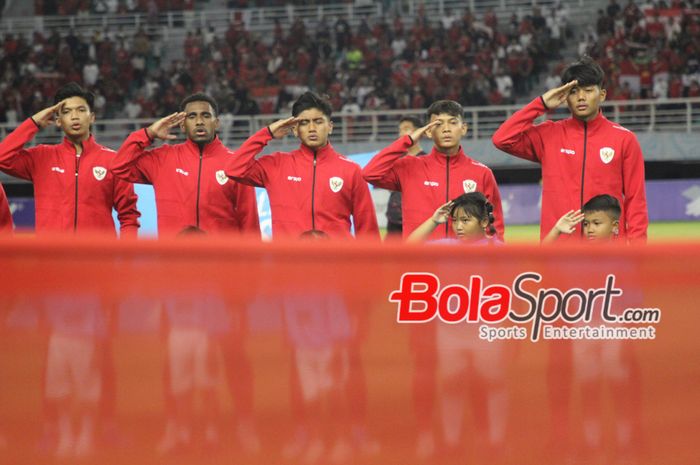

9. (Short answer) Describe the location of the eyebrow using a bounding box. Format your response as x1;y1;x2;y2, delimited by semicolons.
186;111;212;116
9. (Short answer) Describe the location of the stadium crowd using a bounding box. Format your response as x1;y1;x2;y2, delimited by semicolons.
2;5;569;122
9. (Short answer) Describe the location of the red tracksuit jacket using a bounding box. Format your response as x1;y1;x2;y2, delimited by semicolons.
362;136;505;241
0;183;12;233
225;128;379;239
492;97;648;242
111;129;260;237
0;119;140;235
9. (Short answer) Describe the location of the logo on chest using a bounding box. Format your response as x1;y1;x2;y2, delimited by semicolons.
93;166;107;181
215;170;228;185
462;179;477;193
329;176;344;193
176;168;189;176
423;181;439;187
287;176;302;182
599;147;615;164
51;166;65;174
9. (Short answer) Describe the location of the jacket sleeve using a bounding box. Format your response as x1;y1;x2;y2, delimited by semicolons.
234;182;261;238
111;128;160;184
351;167;380;239
482;168;505;241
224;128;273;187
0;183;13;233
491;97;548;163
0;118;41;181
621;133;648;243
112;176;141;237
361;136;410;190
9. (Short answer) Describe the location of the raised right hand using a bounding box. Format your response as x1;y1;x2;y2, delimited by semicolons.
432;201;453;225
146;112;186;140
410;119;442;142
31;102;64;129
555;209;585;234
268;116;300;139
542;80;578;110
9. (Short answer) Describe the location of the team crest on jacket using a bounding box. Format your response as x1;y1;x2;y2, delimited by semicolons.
93;166;107;181
600;147;615;164
329;177;344;193
216;170;228;185
462;179;477;193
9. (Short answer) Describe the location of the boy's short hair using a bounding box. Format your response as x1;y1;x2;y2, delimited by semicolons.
292;91;332;118
398;115;423;128
180;92;219;116
54;82;95;110
427;100;464;120
561;55;606;88
582;194;621;220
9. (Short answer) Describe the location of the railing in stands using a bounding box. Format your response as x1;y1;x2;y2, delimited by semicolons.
0;0;590;37
1;98;698;151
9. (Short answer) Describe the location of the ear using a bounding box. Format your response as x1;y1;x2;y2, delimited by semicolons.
214;117;220;131
480;218;489;231
612;219;619;235
599;88;607;103
328;119;333;134
89;112;95;125
461;121;468;137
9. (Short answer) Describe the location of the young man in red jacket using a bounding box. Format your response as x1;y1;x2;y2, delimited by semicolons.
111;93;259;237
0;183;12;233
225;91;379;239
0;82;140;235
492;56;648;243
362;100;504;241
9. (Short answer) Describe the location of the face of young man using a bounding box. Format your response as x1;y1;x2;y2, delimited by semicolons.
451;207;487;242
426;113;467;154
181;101;219;144
294;108;333;149
56;96;94;141
582;210;619;242
567;84;607;122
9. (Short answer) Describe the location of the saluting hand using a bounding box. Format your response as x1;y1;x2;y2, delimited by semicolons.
268;116;299;139
409;119;442;142
146;112;186;141
31;101;64;129
542;80;578;111
554;209;585;234
431;201;453;225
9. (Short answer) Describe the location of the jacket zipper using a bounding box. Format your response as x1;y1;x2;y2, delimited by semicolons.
74;152;81;231
196;146;204;228
445;155;450;237
580;122;588;237
311;152;317;230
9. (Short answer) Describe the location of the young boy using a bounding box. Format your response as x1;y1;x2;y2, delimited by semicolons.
492;56;647;243
0;82;140;235
111;93;259;237
544;194;621;243
224;91;378;239
363;100;504;241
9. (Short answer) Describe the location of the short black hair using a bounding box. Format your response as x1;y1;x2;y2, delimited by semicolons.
427;100;464;120
399;115;423;128
292;91;332;118
561;55;606;88
449;192;496;237
180;93;219;116
582;194;621;220
54;82;95;110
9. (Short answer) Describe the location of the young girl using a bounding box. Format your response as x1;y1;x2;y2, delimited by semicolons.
407;192;499;243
